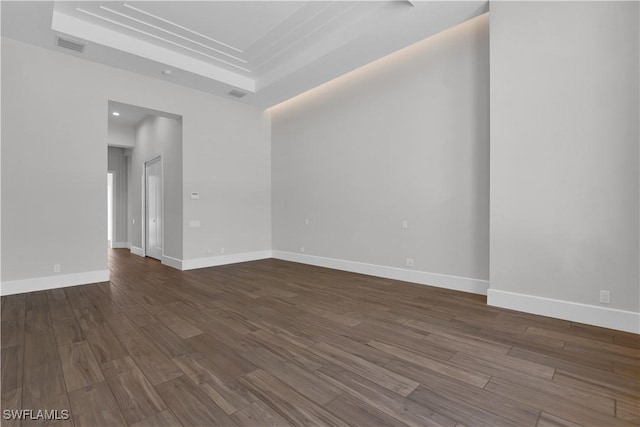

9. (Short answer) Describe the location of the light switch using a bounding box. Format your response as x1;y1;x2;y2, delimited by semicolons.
190;192;200;200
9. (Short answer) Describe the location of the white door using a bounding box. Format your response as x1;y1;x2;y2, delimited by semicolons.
145;157;162;260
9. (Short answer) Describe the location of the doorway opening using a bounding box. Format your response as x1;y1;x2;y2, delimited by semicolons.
107;100;183;268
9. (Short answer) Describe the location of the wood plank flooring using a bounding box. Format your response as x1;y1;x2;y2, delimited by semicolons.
1;249;638;427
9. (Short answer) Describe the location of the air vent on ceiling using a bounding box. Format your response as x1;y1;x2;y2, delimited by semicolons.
57;36;86;53
228;89;247;99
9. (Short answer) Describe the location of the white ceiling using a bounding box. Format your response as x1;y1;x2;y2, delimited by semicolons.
1;1;488;108
108;100;181;127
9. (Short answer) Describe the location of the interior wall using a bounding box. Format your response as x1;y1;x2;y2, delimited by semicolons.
107;146;128;247
270;15;489;286
129;115;183;260
1;36;271;285
489;2;640;316
107;122;135;148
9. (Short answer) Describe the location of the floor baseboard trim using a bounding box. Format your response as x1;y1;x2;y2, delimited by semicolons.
162;255;183;270
487;289;640;334
182;250;273;271
0;270;110;296
130;246;144;257
271;251;489;295
112;242;130;249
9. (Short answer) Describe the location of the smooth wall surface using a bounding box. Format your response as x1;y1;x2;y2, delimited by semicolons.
1;36;271;283
490;1;640;312
271;15;490;282
107;122;135;148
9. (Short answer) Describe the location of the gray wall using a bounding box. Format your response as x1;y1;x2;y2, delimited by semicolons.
182;103;271;260
107;146;129;247
271;15;489;281
107;122;135;148
489;1;640;312
1;36;271;282
129;116;183;259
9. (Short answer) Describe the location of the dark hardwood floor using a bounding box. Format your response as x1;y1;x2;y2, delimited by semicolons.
1;249;639;426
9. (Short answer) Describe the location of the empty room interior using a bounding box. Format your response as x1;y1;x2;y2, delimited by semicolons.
1;1;639;426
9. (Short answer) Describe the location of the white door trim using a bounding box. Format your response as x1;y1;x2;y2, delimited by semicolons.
143;156;162;260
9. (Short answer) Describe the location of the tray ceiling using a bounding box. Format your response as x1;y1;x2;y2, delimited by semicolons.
2;1;488;108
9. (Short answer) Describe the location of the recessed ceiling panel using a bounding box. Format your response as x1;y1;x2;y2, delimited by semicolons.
130;1;306;52
2;0;489;107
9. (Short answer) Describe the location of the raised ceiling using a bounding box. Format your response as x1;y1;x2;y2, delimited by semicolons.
1;1;488;108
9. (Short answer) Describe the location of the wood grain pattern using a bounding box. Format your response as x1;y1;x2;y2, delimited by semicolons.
172;352;256;415
68;381;126;427
309;341;420;396
232;400;293;427
369;339;491;388
1;388;22;427
238;369;348;427
155;376;236;427
52;316;85;346
58;341;105;391
384;358;540;426
129;410;183;427
106;362;168;425
325;392;408;427
241;347;343;404
316;364;457;427
1;248;637;427
84;323;128;365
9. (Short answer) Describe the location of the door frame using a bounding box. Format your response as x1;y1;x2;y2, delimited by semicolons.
142;156;163;259
107;170;116;247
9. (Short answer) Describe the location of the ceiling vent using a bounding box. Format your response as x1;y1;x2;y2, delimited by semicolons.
57;36;86;53
228;89;247;99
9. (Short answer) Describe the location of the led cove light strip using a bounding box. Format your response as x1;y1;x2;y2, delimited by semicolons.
123;3;243;53
76;7;251;73
99;5;247;64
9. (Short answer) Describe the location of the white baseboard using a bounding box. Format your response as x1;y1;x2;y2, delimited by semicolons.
162;255;183;270
112;242;130;249
488;289;640;334
182;250;273;271
0;270;110;296
271;251;489;295
130;246;144;257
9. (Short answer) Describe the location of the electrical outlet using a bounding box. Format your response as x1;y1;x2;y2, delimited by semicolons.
401;220;408;229
300;246;305;253
220;247;225;254
206;248;213;255
53;264;61;273
405;258;414;268
599;290;610;304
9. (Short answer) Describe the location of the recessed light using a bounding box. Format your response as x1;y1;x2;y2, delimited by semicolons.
112;112;120;116
162;69;172;77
